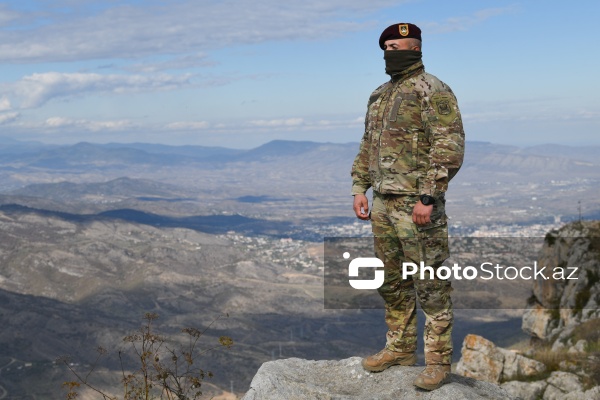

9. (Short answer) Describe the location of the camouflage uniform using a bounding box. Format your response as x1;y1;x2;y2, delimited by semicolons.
351;60;464;365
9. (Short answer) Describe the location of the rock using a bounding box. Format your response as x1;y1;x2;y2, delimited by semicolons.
555;325;576;344
543;384;568;400
544;378;600;400
543;371;584;399
456;334;545;383
522;303;557;340
560;386;600;400
551;339;566;352
546;371;584;392
502;348;547;380
455;334;504;383
461;223;600;399
524;222;600;343
242;357;517;400
558;359;580;373
501;380;547;400
567;339;587;354
501;376;600;400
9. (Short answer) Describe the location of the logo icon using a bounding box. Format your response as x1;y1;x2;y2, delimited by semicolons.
346;253;385;290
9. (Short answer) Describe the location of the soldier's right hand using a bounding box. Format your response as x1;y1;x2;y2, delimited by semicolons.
353;194;370;221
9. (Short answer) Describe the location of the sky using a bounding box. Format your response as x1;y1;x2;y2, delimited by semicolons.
0;0;599;149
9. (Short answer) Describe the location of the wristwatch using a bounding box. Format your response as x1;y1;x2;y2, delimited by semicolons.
419;194;435;206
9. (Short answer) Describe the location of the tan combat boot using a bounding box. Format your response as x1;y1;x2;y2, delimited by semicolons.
413;364;451;390
361;348;416;372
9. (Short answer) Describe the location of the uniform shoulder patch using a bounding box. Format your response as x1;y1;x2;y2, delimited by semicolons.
436;99;451;115
430;92;457;125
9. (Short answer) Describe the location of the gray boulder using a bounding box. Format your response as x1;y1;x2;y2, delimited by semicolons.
242;357;518;400
523;222;600;342
456;334;546;383
501;380;547;400
561;386;600;400
543;371;584;400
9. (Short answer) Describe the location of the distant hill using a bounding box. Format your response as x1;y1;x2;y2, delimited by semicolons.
0;201;525;398
0;139;58;155
18;142;191;169
233;140;326;161
102;142;244;158
461;141;598;174
1;139;598;173
1;139;599;225
11;177;191;203
519;144;600;164
0;203;302;238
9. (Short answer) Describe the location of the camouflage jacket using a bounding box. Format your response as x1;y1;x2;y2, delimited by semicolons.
351;61;465;197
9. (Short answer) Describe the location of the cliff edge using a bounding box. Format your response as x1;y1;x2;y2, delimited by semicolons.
242;357;516;400
457;221;600;400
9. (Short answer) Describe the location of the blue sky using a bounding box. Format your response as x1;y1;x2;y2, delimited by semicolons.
0;0;598;148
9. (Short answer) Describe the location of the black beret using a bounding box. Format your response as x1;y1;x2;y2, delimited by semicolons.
379;23;422;50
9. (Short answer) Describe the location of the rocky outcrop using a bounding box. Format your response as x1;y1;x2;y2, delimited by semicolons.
500;375;600;400
522;221;600;341
500;380;547;400
456;334;546;383
457;329;600;400
457;221;600;400
242;357;517;400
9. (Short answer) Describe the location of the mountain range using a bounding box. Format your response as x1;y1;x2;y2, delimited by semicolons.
2;139;599;225
0;138;598;397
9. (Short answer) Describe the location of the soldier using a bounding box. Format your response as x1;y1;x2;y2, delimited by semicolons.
351;22;465;390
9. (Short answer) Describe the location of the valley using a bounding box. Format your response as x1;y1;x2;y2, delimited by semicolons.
0;139;598;398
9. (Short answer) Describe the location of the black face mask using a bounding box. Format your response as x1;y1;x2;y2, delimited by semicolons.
384;50;422;76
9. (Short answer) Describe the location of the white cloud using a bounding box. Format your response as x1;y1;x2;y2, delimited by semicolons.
0;4;21;28
9;71;192;108
250;118;305;127
127;53;216;73
243;116;363;130
0;0;402;63
108;115;362;133
166;121;210;130
2;113;363;136
43;117;135;131
0;112;19;124
0;96;11;111
315;116;364;127
573;110;600;120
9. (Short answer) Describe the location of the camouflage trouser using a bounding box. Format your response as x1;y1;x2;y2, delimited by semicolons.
371;191;453;365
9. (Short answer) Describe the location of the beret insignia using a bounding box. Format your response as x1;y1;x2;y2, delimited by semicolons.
379;23;422;49
399;24;409;37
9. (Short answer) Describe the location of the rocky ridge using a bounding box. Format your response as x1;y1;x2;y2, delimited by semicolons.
242;357;516;400
522;221;600;340
457;221;600;400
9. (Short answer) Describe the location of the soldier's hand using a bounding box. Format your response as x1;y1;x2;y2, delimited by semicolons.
353;194;370;221
412;202;433;225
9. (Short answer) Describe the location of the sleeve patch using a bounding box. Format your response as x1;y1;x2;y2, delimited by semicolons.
431;92;457;126
437;99;451;115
